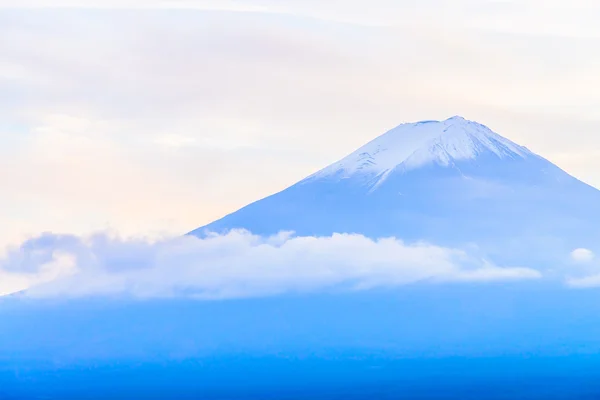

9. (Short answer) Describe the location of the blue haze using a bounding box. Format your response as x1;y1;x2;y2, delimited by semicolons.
3;286;600;398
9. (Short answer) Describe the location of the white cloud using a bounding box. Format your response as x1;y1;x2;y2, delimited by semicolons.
566;274;600;288
0;250;76;296
154;134;197;148
2;1;600;39
570;248;595;263
565;248;600;288
0;231;541;299
0;0;271;11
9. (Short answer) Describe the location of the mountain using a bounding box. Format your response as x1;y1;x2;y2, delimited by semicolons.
7;117;600;394
190;116;600;265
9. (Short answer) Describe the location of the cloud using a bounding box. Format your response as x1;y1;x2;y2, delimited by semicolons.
2;1;600;42
0;231;541;299
565;247;600;288
567;274;600;288
570;248;595;263
2;1;600;39
566;274;600;289
0;250;76;296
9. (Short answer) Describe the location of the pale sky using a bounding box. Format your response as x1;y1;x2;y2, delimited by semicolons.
2;0;600;247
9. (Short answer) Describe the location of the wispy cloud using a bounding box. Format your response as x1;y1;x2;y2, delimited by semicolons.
0;231;541;299
564;247;600;288
566;274;600;288
570;248;595;263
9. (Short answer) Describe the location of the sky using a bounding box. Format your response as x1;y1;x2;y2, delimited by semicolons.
2;0;600;248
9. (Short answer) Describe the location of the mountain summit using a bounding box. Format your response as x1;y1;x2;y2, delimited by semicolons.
308;116;531;185
191;117;600;265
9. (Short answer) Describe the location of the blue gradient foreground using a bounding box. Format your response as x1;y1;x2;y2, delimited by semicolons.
2;284;600;398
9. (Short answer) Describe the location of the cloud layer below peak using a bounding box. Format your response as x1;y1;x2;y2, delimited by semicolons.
0;231;541;299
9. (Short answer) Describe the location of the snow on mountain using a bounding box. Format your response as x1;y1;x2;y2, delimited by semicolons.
306;116;532;185
190;116;600;267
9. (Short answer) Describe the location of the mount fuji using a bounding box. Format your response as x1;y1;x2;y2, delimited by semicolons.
7;117;600;398
191;116;600;265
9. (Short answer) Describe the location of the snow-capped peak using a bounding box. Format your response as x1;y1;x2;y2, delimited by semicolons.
307;116;533;181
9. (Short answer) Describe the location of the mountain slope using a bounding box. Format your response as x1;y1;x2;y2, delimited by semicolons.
190;116;600;265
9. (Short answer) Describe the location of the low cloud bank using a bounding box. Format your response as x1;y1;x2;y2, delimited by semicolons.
570;248;596;264
566;275;600;288
0;230;541;299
